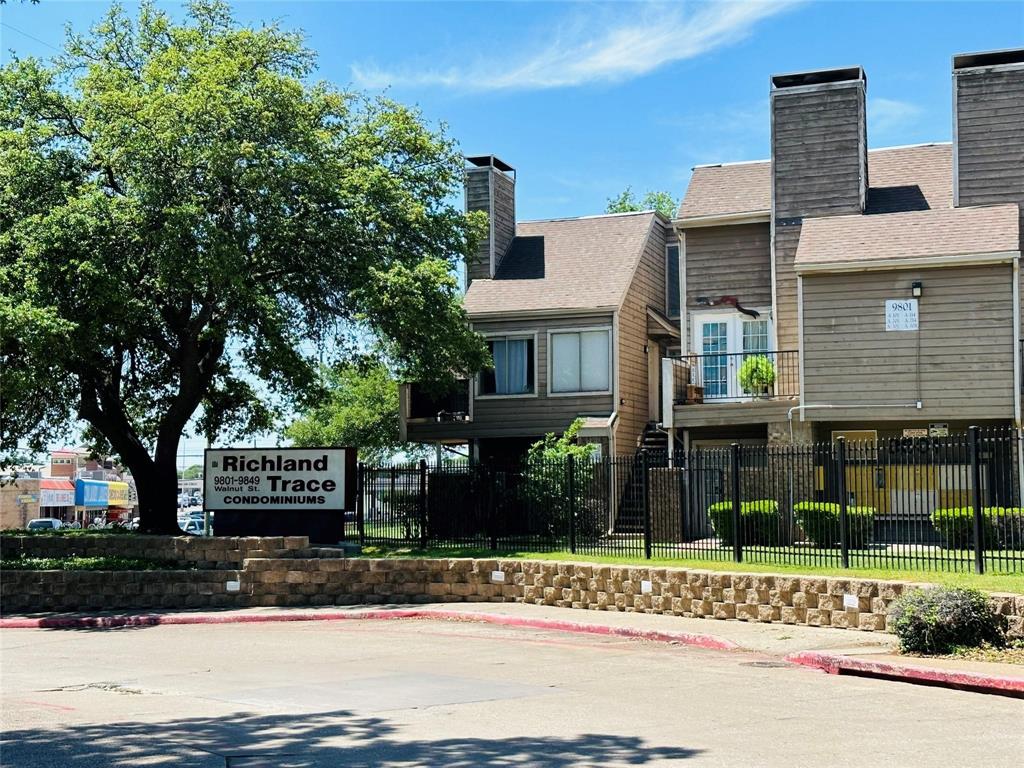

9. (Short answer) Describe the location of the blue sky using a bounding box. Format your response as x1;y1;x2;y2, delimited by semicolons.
3;0;1022;223
3;0;1021;464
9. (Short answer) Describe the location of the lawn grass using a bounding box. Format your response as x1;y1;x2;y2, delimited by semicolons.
357;544;1024;593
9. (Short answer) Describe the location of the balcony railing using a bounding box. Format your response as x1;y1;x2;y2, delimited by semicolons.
664;350;800;405
407;380;471;422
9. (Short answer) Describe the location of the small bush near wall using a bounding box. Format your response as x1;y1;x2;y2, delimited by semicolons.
1;555;181;571
708;500;781;546
931;508;1002;550
888;587;1007;654
794;502;875;548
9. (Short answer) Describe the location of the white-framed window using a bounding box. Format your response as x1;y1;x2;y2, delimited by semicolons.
690;311;773;400
478;334;537;397
548;327;612;395
665;242;681;318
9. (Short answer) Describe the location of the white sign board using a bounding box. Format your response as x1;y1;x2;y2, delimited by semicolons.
885;299;919;331
40;488;75;507
843;594;860;610
203;448;352;512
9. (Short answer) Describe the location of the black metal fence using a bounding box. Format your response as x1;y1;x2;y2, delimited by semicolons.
354;427;1024;574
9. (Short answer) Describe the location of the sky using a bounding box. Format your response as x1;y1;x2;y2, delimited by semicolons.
2;0;1022;465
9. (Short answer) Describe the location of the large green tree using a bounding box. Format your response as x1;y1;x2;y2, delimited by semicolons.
285;360;421;465
0;1;487;532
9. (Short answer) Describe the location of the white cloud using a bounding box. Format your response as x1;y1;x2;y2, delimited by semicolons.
352;1;802;91
869;97;923;136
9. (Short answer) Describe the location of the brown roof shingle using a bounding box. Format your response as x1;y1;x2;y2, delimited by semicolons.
794;204;1019;271
463;211;656;316
678;143;954;220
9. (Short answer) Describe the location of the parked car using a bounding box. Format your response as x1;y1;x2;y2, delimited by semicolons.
27;518;63;531
181;518;209;536
177;493;190;508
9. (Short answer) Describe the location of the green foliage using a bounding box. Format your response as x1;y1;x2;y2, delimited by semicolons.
522;419;599;538
793;501;875;548
381;488;422;541
737;355;776;394
286;361;425;463
707;500;781;546
0;1;487;528
0;555;182;571
1;526;134;536
605;187;678;219
930;507;1015;550
888;587;1006;655
178;464;203;480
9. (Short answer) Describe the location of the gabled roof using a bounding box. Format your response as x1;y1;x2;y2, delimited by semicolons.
463;211;658;316
678;143;953;220
795;204;1019;271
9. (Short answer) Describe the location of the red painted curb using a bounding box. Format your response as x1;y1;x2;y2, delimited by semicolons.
786;651;1024;696
0;609;738;650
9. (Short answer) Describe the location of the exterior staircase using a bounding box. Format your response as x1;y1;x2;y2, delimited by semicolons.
613;423;672;534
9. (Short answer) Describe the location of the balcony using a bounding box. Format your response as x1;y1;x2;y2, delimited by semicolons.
661;351;800;428
406;380;471;422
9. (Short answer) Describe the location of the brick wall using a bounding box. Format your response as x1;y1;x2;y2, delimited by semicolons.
3;556;1022;639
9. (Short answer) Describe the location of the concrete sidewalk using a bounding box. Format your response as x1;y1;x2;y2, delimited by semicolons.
5;601;1023;695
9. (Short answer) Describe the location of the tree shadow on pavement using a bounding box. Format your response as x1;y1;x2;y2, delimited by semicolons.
1;708;702;767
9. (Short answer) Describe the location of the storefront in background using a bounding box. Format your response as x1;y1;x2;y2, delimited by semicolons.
39;478;75;521
75;478;109;525
106;481;133;521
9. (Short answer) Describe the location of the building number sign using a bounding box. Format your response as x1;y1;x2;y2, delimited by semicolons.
885;299;918;331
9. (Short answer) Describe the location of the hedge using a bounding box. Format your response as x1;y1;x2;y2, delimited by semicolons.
793;502;876;549
708;500;781;546
931;507;1023;550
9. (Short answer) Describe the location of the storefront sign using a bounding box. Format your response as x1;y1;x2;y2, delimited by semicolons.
107;481;132;508
40;488;75;507
885;299;919;331
203;448;356;512
75;479;109;507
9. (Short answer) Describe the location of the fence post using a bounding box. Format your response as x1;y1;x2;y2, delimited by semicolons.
487;465;498;551
836;437;849;569
567;455;577;554
731;443;743;563
641;451;652;559
418;459;428;550
356;462;366;546
969;426;985;575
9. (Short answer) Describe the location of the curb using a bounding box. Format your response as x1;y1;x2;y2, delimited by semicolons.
786;650;1024;698
0;609;739;650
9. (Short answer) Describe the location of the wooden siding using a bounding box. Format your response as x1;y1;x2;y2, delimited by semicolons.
683;223;771;352
771;84;866;219
771;81;866;357
956;67;1024;211
406;313;615;443
616;219;669;455
801;265;1015;422
465;167;492;285
492;170;516;270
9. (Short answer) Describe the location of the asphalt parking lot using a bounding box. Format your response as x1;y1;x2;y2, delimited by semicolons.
2;618;1022;767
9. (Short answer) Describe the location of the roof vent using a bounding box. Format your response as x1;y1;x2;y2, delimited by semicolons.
771;66;865;90
953;48;1024;71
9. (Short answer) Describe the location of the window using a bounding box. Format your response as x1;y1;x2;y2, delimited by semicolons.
480;336;535;395
550;329;611;394
665;243;680;317
742;319;769;354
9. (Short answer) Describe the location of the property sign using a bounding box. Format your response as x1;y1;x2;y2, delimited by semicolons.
203;448;356;513
40;488;74;507
885;299;918;331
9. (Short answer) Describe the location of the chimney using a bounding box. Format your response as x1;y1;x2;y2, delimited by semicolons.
771;66;868;218
952;48;1024;212
769;65;867;355
464;155;516;286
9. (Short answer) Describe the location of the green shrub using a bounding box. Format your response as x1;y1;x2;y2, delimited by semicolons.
930;507;1001;550
737;355;775;395
794;502;875;548
522;418;599;538
0;555;182;571
988;507;1023;550
888;587;1006;655
708;500;781;546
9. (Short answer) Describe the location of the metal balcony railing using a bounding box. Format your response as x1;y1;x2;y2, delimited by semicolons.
664;350;800;404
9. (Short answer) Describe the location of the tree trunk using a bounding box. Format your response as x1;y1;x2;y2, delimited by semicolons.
124;450;183;535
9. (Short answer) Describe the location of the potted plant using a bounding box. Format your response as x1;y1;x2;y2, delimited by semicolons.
738;355;776;398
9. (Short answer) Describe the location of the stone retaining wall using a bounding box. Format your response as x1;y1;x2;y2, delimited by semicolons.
3;556;1022;638
0;534;319;569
